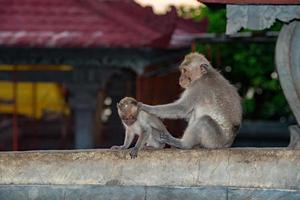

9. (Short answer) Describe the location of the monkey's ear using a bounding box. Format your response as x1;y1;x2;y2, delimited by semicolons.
117;103;120;109
200;63;209;74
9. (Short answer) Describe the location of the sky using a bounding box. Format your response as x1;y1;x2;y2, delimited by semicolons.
134;0;202;14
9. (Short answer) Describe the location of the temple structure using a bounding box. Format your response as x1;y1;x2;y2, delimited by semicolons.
0;0;207;149
0;0;300;199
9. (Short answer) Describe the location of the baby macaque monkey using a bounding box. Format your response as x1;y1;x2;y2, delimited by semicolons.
111;97;167;158
140;52;242;149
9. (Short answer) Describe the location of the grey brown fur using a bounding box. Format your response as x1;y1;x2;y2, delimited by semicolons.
140;53;242;149
112;97;167;158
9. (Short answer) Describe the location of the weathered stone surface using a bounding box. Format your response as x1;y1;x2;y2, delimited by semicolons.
228;187;300;200
0;185;227;200
226;5;300;34
1;185;300;200
146;186;226;200
0;149;299;190
0;185;146;200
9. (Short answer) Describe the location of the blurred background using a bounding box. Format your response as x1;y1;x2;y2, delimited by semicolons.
0;0;293;151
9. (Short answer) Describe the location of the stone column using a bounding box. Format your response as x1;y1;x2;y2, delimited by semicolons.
276;21;300;148
68;84;99;149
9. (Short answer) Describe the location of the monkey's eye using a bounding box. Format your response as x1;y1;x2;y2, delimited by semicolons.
200;64;209;69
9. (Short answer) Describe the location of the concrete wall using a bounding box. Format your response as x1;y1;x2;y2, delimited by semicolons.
0;148;300;199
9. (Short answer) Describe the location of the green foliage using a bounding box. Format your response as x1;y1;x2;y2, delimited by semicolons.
201;7;226;33
179;7;291;121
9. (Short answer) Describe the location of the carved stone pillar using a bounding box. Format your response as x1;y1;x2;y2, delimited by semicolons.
275;21;300;148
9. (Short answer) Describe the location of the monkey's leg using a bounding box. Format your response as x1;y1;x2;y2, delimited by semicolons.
129;131;149;159
194;115;225;148
147;129;166;149
143;146;156;150
159;132;183;148
160;125;199;149
161;115;224;149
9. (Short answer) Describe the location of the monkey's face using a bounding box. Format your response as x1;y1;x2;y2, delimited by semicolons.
179;54;210;88
179;66;193;88
179;63;208;88
118;106;138;126
117;97;139;126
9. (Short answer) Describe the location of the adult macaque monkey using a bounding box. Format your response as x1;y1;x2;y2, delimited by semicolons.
112;97;167;158
139;53;242;149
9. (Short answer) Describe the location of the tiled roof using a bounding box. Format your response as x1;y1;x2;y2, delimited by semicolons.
0;0;206;48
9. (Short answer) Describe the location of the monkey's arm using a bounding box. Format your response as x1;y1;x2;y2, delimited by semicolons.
129;128;150;159
140;100;191;119
111;130;134;150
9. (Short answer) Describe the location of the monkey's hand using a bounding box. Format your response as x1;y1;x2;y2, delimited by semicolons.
110;145;126;150
137;102;144;112
129;147;138;159
137;102;149;112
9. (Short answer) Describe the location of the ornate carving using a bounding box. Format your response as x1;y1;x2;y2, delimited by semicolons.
289;125;300;148
276;21;300;148
226;5;300;34
276;21;300;125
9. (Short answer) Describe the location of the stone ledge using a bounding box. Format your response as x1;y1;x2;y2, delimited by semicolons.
0;148;299;190
1;185;300;200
